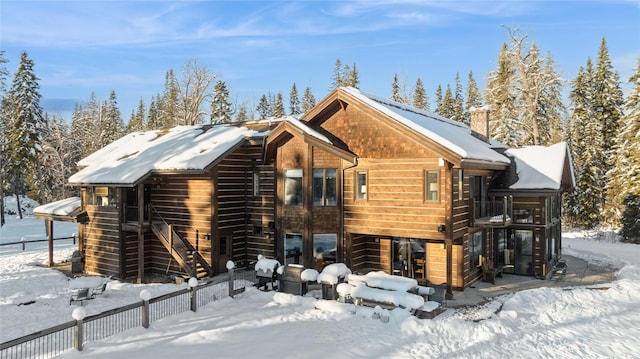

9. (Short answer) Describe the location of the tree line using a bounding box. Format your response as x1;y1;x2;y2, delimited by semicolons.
0;28;638;241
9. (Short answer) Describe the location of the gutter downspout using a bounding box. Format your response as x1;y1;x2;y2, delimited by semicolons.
341;157;358;265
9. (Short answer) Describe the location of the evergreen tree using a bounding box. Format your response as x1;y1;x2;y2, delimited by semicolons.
102;90;124;146
621;195;640;243
348;63;360;88
157;69;179;128
235;103;249;122
330;58;344;90
210;80;233;124
0;51;9;226
289;83;301;115
486;42;518;146
127;98;146;132
453;72;465;123
603;58;640;228
465;70;482;123
257;94;270;119
434;85;443;114
146;97;160;130
412;77;429;111
302;86;316;113
273;92;285;117
439;85;455;119
391;73;401;102
5;51;46;215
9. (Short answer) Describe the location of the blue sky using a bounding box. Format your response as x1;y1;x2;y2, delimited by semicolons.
1;0;639;121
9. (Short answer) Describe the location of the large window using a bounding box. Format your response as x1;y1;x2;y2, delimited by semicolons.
355;170;367;200
285;233;303;265
313;233;337;270
425;169;439;201
313;169;337;206
469;231;484;271
514;208;535;223
284;169;303;206
470;176;487;217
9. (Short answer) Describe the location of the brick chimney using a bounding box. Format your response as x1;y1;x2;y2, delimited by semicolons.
470;106;491;143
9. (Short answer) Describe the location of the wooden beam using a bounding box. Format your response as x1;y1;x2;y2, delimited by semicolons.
137;183;145;284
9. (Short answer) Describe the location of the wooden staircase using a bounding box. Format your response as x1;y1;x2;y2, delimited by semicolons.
149;205;213;279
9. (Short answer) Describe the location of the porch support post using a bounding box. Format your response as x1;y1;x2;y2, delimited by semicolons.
47;220;54;267
137;183;145;284
445;162;454;300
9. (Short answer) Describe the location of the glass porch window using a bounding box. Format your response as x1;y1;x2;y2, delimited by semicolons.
284;169;303;206
284;233;303;265
313;169;337;206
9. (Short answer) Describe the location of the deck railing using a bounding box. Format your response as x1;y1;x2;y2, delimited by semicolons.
469;196;513;227
0;267;257;359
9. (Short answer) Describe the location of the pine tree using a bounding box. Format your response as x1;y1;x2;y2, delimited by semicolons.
302;86;316;113
434;85;443;114
0;51;9;226
127;98;146;132
5;51;46;216
235;103;249;122
330;58;344;90
439;85;455;119
603;58;640;228
146;97;160;130
102;90;124;146
257;94;270;119
210;80;233;124
391;73;401;102
289;83;301;115
273;92;285;117
486;42;518;147
412;77;429;111
347;63;359;88
453;72;465;123
158;69;179;128
465;70;482;123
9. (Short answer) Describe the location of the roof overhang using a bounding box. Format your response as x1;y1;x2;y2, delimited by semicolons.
264;120;357;165
33;197;88;223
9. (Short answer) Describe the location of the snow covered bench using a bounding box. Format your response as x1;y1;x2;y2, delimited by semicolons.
347;271;427;311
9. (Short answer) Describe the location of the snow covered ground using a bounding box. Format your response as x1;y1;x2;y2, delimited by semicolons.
1;207;639;358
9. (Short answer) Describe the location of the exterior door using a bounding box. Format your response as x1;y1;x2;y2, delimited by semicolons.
216;232;232;274
514;230;534;275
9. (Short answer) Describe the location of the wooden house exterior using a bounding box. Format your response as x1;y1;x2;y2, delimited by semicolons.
66;122;278;283
52;87;573;296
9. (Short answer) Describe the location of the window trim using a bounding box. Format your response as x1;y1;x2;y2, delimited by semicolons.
425;169;440;202
313;168;338;207
283;168;303;206
355;170;367;200
253;172;260;197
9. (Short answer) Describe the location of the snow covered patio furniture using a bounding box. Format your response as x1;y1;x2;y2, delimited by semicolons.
317;263;351;300
278;264;308;296
68;276;111;305
347;271;431;312
255;256;280;291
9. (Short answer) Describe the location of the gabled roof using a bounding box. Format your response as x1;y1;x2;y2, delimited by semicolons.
504;142;575;191
265;116;357;164
304;87;511;169
69;123;270;186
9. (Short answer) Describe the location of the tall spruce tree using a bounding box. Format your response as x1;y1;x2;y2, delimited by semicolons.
348;63;360;88
465;71;482;123
301;86;316;113
5;51;45;216
272;92;285;118
210;80;233;124
0;51;9;225
439;85;456;119
127;98;146;132
412;77;429;111
257;94;270;119
391;73;401;102
434;85;443;115
603;58;640;228
289;83;301;115
103;90;124;146
453;73;465;123
486;42;519;147
157;69;179;128
146;97;160;130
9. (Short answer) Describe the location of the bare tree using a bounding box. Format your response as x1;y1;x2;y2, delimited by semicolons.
170;61;216;125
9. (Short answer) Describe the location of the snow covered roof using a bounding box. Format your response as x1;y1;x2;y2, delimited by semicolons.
284;116;332;145
69;124;268;186
340;87;510;166
505;142;575;190
33;197;86;222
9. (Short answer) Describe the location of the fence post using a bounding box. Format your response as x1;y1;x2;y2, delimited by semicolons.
189;277;198;312
228;263;235;298
21;237;25;251
72;307;86;351
73;233;76;245
140;290;151;329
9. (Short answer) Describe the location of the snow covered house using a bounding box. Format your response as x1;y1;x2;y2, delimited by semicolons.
43;87;573;295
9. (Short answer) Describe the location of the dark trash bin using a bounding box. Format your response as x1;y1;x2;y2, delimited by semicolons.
321;282;339;300
255;258;279;291
71;250;83;274
278;264;307;296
